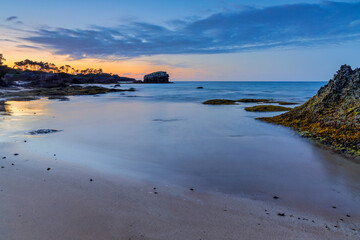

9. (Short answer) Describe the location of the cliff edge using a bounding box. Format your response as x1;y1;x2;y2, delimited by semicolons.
259;65;360;157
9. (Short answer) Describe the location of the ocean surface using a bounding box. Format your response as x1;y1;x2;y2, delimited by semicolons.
1;81;360;216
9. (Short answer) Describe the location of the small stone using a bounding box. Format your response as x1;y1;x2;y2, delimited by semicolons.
153;187;156;190
273;196;279;199
1;166;4;168
154;191;158;194
332;206;337;209
90;178;93;182
24;140;27;143
189;188;194;191
11;163;14;166
346;214;351;217
277;213;285;217
2;157;6;159
47;168;51;171
14;153;19;156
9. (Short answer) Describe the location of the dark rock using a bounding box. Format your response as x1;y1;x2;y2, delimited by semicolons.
47;168;51;171
14;153;19;156
196;87;204;89
237;98;298;105
277;213;285;216
203;99;237;105
48;96;70;101
143;71;170;83
29;129;62;135
1;71;136;88
189;188;194;191
273;196;279;199
258;65;360;158
245;105;292;112
90;178;93;182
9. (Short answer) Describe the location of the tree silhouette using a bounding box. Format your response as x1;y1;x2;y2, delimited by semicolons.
0;54;5;65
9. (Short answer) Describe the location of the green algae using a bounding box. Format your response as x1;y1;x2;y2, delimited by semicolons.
245;105;292;112
202;99;237;105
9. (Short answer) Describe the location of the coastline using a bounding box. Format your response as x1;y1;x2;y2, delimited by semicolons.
0;143;358;239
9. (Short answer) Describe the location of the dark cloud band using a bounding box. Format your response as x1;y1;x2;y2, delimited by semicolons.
23;1;360;59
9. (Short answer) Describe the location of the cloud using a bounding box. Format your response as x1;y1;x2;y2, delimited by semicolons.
0;38;17;42
17;44;41;49
23;1;360;59
6;16;18;21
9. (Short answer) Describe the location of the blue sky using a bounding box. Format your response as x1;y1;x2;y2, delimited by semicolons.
1;0;360;81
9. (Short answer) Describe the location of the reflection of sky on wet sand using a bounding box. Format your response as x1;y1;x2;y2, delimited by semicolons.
0;99;53;138
0;83;360;218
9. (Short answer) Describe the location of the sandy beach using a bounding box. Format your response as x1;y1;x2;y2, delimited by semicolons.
0;146;358;240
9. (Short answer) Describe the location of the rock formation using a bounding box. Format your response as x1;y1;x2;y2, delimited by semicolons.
2;71;136;88
143;71;170;83
259;65;360;157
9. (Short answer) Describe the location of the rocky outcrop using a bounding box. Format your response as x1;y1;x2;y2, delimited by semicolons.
143;71;170;83
2;71;136;88
259;65;360;157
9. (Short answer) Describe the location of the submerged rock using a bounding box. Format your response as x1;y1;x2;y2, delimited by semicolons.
245;105;292;112
3;85;135;99
237;98;297;105
29;129;62;135
202;99;237;105
258;65;360;158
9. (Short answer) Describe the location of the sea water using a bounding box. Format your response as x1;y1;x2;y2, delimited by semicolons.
1;81;360;216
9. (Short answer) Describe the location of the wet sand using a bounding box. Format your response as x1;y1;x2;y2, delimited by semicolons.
0;153;358;240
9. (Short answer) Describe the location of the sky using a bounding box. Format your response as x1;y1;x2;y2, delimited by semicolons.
1;0;360;81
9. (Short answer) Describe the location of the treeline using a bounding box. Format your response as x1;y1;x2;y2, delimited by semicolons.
13;59;104;75
0;54;106;75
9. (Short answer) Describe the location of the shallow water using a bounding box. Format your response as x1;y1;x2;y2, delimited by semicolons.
1;81;360;216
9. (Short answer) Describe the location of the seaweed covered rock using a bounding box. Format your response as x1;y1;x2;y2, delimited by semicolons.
245;105;292;112
203;99;237;105
259;65;360;156
143;71;170;83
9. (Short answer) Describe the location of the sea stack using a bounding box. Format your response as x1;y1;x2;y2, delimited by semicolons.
143;71;170;83
259;65;360;157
